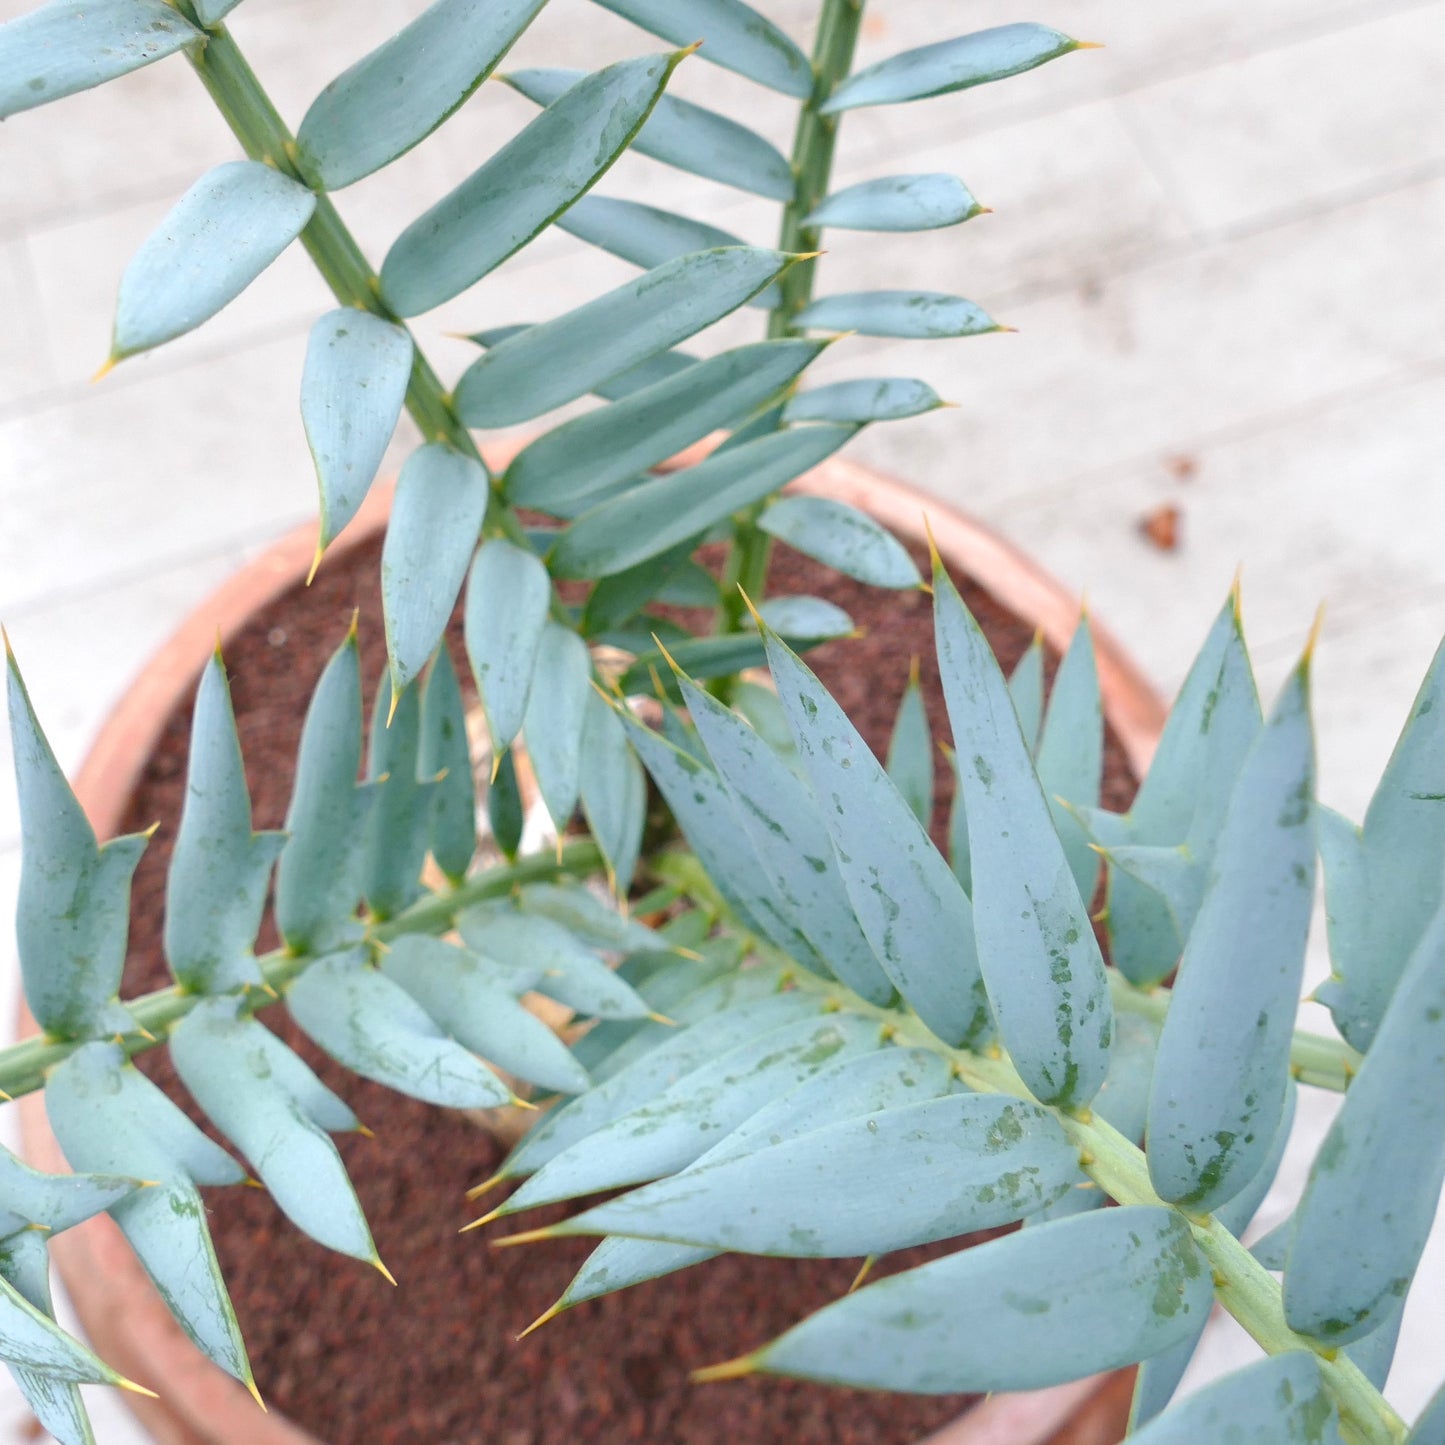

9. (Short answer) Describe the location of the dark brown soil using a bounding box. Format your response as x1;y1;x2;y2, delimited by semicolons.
114;528;1137;1445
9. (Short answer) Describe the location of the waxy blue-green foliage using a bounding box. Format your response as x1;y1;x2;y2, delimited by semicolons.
8;573;1445;1443
4;2;1440;1443
301;310;413;553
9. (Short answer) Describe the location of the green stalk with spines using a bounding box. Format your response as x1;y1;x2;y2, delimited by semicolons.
1108;970;1362;1092
0;840;602;1100
752;956;1407;1445
714;0;867;641
174;8;532;548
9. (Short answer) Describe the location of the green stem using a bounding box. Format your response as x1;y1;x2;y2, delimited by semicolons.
1109;971;1363;1093
713;0;866;642
180;17;535;549
775;963;1405;1445
0;842;603;1100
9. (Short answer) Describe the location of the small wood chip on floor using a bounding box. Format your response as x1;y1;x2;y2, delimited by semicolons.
1138;503;1182;552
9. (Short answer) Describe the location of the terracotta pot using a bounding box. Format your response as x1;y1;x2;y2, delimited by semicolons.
16;457;1164;1445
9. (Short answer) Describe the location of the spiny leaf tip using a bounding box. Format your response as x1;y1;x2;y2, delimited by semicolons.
692;1353;759;1385
516;1300;565;1341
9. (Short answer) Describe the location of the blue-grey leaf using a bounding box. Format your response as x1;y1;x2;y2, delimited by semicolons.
582;540;696;635
1098;591;1262;987
522;622;591;827
804;174;983;232
165;651;283;994
590;0;811;98
499;985;811;1180
563;1090;1078;1256
1285;897;1445;1345
1098;844;1199;942
288;949;512;1108
0;1230;97;1445
1147;653;1315;1213
464;323;701;403
655;561;719;610
7;646;141;1040
193;0;243;23
616;710;843;972
418;645;476;883
295;0;547;189
274;628;374;953
753;596;854;643
565;928;742;1076
795;290;1000;339
947;746;972;893
381;443;487;696
758;495;921;589
170;997;377;1265
462;905;651;1020
765;629;993;1045
1009;632;1046;756
381;935;591;1094
1092;1012;1160;1145
464;537;551;752
886;667;934;828
0;0;200;120
552;424;855;579
566;924;728;1086
784;377;945;424
504;67;792;199
454;246;794;427
381;50;687;316
1347;1292;1407;1391
497;1011;883;1214
0;1147;137;1241
515;880;667;955
0;1228;126;1390
590;344;702;400
933;563;1112;1107
822;24;1084;114
1316;637;1445;1050
658;704;711;765
554;1236;717;1315
1129;1353;1341;1445
1132;594;1262;845
732;679;802;773
1036;616;1102;901
0;1164;134;1439
301;310;412;551
744;1206;1210;1392
505;338;825;512
550;1047;959;1307
555;194;763;284
1129;1082;1297;1428
617;635;770;701
564;936;751;1082
1251;1215;1294;1272
487;746;524;859
362;669;434;919
45;1042;250;1384
111;161;315;360
680;675;893;1004
579;690;646;896
46;1042;244;1189
471;323;702;401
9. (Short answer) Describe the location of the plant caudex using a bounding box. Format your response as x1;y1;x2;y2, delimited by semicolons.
0;3;1439;1445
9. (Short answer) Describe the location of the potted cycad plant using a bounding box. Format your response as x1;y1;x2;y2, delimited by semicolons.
2;3;1443;1445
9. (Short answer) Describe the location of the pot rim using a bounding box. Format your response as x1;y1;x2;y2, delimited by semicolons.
18;454;1163;1445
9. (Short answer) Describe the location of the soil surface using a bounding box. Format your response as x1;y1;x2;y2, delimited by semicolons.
114;530;1137;1445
